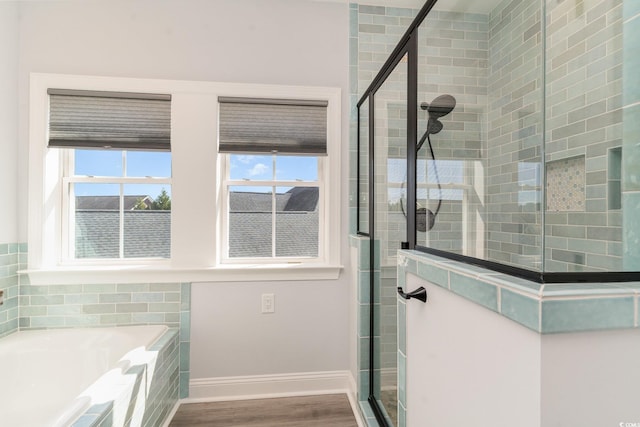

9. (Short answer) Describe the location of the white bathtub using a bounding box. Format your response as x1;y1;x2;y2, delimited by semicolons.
0;325;169;427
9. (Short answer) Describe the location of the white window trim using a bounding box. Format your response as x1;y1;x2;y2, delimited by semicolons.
25;73;343;284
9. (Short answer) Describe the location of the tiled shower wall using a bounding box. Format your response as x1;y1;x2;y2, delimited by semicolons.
354;0;626;273
0;243;23;338
544;0;624;271
416;10;489;256
486;0;544;270
622;0;640;269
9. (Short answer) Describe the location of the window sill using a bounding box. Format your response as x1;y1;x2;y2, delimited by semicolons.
19;264;344;285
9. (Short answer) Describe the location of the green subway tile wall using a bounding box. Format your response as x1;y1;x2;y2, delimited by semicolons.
544;0;624;272
623;2;640;269
0;243;21;338
353;0;629;275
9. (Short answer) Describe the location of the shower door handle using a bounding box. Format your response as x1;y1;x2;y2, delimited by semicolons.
397;286;427;303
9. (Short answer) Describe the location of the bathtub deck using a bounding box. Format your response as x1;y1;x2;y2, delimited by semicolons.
168;394;358;427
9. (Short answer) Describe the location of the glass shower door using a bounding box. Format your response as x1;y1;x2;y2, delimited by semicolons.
370;53;409;427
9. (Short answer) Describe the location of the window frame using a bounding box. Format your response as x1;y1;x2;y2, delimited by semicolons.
27;73;342;284
220;153;326;264
60;149;172;265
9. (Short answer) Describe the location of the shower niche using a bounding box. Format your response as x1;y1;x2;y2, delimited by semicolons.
356;0;638;424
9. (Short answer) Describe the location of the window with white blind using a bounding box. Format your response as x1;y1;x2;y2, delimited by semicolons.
218;97;329;263
27;74;342;283
49;89;173;262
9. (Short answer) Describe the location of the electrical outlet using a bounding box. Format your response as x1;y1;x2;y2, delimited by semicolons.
261;293;275;313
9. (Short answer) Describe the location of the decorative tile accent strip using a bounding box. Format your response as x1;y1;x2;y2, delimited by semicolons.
500;288;540;331
449;272;499;312
541;297;635;333
399;249;640;334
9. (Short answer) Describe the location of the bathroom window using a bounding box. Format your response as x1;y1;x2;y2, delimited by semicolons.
28;74;342;282
62;150;172;260
221;154;321;260
50;89;173;262
218;97;328;263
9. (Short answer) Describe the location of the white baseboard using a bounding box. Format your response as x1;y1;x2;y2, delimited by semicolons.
185;370;354;403
346;371;367;427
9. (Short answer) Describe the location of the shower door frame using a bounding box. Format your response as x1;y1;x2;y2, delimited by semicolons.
358;0;640;422
356;7;425;426
357;0;640;293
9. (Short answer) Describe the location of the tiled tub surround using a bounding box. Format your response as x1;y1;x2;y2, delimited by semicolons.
19;280;191;399
0;325;178;427
0;242;191;398
0;243;24;338
397;249;640;334
73;328;180;427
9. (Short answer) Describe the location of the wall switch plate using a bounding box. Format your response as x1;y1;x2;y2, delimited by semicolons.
261;293;275;313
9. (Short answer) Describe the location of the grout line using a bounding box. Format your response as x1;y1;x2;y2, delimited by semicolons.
623;12;640;25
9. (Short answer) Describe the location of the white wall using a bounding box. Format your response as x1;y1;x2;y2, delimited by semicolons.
0;2;19;244
191;279;350;377
406;275;541;427
17;0;349;238
17;0;351;384
541;329;640;426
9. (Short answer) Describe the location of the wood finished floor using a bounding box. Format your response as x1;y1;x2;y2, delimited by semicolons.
169;394;359;427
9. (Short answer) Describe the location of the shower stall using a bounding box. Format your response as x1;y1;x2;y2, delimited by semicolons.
355;0;638;424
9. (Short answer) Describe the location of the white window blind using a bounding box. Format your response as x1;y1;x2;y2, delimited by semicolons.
48;89;171;151
218;97;328;156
